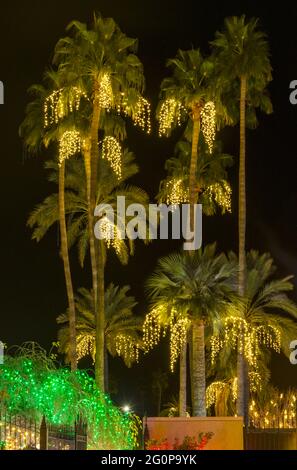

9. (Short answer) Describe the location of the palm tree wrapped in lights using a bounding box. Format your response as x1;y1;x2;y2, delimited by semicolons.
211;15;273;420
208;250;297;419
144;243;237;416
52;14;151;389
57;284;143;390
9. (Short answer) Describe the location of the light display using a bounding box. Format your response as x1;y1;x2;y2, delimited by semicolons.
115;335;140;364
98;73;113;110
59;130;81;165
165;178;189;205
249;371;262;393
169;312;190;372
76;334;95;362
143;307;190;372
98;216;122;254
206;381;226;409
249;392;297;429
158;98;185;136
133;97;151;134
0;356;139;449
201;101;216;153
205;181;232;213
143;309;163;352
0;417;39;450
211;317;281;371
44;87;87;128
102;136;122;179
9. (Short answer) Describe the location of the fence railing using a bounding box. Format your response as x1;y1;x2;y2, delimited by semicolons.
0;412;87;450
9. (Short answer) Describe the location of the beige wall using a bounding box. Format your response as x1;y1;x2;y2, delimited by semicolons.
145;417;244;450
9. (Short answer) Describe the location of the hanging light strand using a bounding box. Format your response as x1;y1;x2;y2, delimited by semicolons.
133;97;151;134
165;178;189;205
169;311;190;372
158;98;185;136
115;335;140;363
44;87;87;128
101;136;122;179
143;309;164;352
97;216;122;254
58;130;81;166
76;334;95;362
98;73;113;110
205;181;232;213
201;101;216;153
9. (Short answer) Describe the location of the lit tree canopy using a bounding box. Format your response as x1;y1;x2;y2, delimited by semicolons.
0;344;139;449
57;284;143;367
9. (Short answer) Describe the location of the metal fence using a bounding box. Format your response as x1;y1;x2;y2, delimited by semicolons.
245;428;297;450
0;412;87;450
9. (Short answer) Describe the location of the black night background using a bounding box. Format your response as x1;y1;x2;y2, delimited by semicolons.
1;0;297;417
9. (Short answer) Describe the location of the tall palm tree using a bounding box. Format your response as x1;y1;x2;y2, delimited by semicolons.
228;249;297;355
53;14;148;389
210;250;297;421
57;284;142;389
157;138;233;414
158;49;220;218
27;151;149;384
157;49;226;415
19;73;81;371
212;16;272;420
146;244;236;416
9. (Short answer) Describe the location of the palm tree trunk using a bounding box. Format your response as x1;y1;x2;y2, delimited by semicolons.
59;160;77;371
188;106;202;416
95;241;105;391
89;80;103;389
179;343;187;416
189;107;201;228
189;327;194;411
237;75;249;425
192;320;206;416
104;347;109;392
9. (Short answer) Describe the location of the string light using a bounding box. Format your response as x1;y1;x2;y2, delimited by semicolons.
115;335;140;364
158;98;185;136
59;130;81;165
76;334;94;362
143;309;164;352
133;97;151;134
0;356;139;449
249;389;297;429
165;178;189;205
211;317;282;372
201;101;216;153
101;136;122;179
169;312;190;372
0;419;39;450
97;216;122;254
143;307;190;372
231;377;238;402
44;87;87;128
204;181;232;213
206;381;226;409
98;73;113;110
249;371;262;393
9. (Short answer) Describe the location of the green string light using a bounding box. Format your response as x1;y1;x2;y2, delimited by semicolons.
0;357;139;449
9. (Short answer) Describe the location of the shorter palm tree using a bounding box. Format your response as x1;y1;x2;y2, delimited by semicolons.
57;283;143;387
210;250;297;418
146;243;237;416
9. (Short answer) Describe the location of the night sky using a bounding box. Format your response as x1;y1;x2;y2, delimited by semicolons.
1;0;297;414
